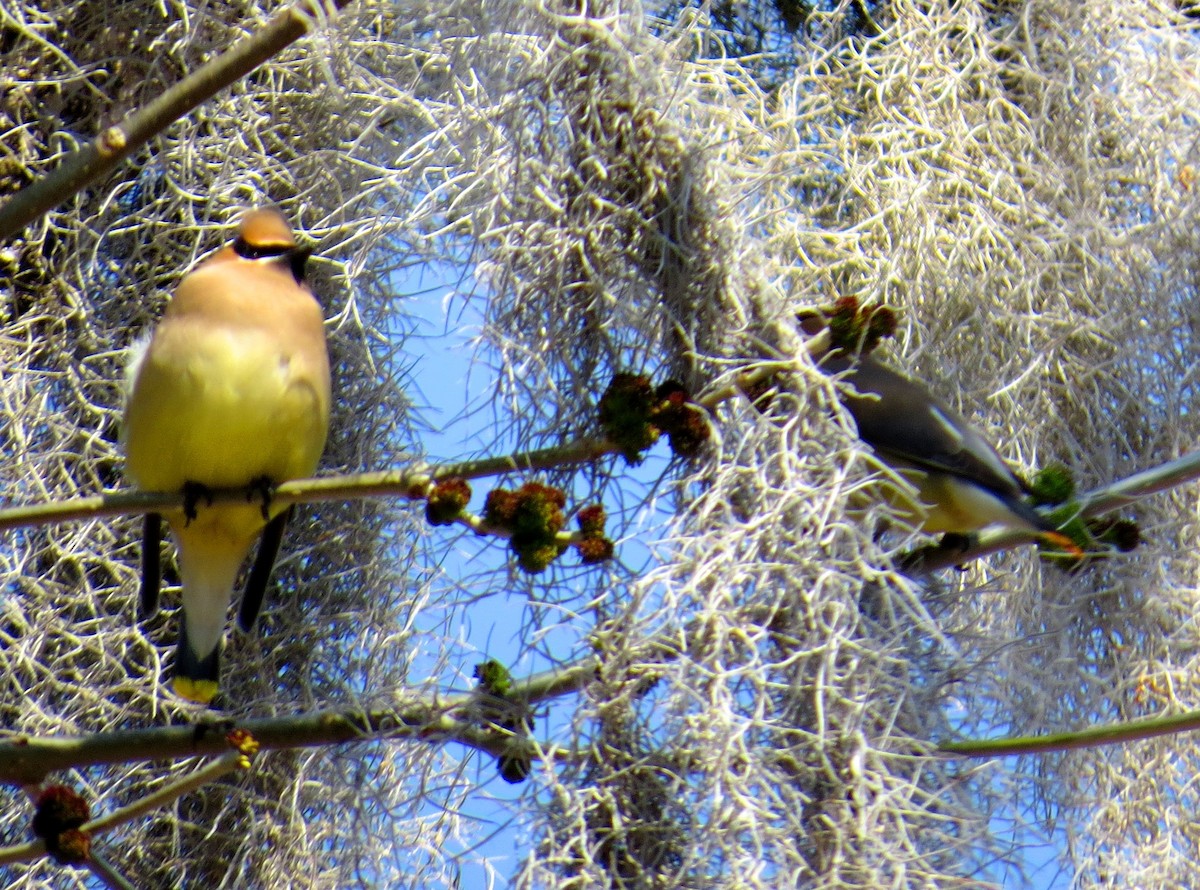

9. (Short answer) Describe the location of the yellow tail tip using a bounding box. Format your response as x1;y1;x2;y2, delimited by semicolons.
173;677;220;705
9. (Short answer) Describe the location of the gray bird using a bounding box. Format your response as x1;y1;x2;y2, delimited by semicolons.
820;348;1064;539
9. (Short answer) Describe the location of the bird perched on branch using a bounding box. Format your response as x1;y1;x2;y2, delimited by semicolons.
794;303;1071;548
819;346;1067;542
123;208;331;704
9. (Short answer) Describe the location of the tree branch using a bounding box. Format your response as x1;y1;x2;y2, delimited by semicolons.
0;436;619;533
0;0;355;242
0;619;703;785
0;439;1185;579
0;660;599;785
939;705;1200;758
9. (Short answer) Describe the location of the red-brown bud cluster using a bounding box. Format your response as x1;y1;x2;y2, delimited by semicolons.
598;373;661;464
651;380;709;458
801;296;898;354
425;477;472;526
52;828;91;864
598;373;710;463
576;504;606;536
577;535;615;564
484;482;569;573
574;504;614;565
33;785;92;865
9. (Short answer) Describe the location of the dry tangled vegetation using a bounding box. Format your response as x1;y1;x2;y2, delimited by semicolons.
2;0;1200;887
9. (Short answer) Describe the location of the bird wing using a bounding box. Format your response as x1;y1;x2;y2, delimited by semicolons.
824;352;1028;501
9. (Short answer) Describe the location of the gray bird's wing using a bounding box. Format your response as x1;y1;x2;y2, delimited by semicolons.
821;351;1028;501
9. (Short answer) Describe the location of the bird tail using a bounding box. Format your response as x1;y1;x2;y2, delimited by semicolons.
1004;493;1061;535
1004;494;1083;556
172;525;256;705
174;625;221;705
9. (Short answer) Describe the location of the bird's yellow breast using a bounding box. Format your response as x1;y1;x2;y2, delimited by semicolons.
125;327;326;491
123;255;330;519
877;467;1027;535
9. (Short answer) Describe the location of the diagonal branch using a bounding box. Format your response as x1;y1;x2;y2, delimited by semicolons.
0;751;250;870
939;705;1200;758
0;0;355;242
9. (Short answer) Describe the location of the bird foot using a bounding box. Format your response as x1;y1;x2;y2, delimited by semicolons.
941;533;977;571
246;476;277;521
939;532;974;556
181;482;213;525
897;533;975;573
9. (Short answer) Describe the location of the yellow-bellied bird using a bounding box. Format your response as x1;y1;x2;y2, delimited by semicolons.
820;348;1063;540
123;208;331;704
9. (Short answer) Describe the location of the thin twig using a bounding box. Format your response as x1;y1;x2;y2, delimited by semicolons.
88;853;139;890
85;751;247;836
0;440;1187;577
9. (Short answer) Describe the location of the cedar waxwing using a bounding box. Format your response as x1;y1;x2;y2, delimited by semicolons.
123;208;331;705
819;348;1063;540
